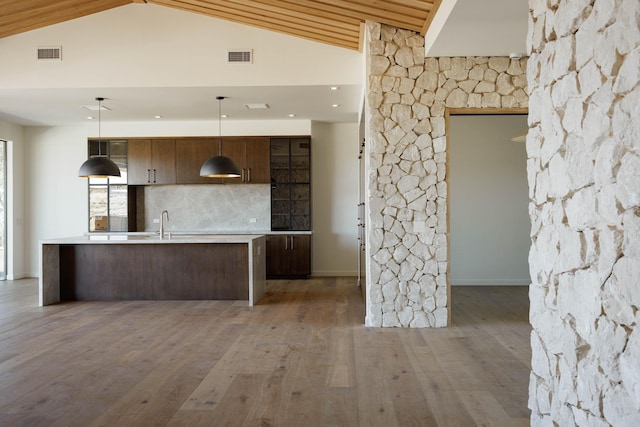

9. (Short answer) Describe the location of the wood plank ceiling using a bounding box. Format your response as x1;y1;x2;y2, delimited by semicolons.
0;0;441;50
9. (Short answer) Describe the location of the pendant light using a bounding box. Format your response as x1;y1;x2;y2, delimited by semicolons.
78;97;121;178
200;96;241;178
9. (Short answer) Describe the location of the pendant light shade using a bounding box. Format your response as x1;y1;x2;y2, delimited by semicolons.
200;96;241;178
200;155;241;178
78;97;121;178
78;156;122;178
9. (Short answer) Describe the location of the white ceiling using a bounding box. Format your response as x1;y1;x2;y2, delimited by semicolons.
0;0;528;127
0;85;363;126
426;0;528;57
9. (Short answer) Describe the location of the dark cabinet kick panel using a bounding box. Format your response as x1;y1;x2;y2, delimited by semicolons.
60;243;249;301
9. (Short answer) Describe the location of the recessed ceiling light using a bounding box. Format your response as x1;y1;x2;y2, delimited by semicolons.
87;116;94;120
154;115;162;119
330;86;340;91
288;114;296;117
221;114;228;118
244;103;270;109
331;104;340;108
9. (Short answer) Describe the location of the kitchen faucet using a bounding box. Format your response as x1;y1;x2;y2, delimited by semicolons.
159;210;170;239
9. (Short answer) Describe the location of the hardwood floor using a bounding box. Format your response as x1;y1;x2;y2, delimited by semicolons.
0;278;531;426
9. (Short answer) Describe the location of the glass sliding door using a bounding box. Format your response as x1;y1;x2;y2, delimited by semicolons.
87;139;128;232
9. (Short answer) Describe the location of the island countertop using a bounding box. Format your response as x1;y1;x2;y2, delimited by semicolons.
41;233;266;245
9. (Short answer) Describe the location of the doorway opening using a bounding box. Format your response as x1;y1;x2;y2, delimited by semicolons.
447;112;529;325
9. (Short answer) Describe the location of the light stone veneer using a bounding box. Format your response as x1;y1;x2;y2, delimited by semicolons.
364;22;528;328
527;1;640;426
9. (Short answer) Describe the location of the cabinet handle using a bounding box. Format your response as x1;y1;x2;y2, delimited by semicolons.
290;236;294;250
247;168;251;183
153;169;157;183
147;169;151;183
241;169;245;182
284;235;288;250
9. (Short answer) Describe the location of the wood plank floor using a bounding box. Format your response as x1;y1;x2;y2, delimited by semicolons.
0;278;531;426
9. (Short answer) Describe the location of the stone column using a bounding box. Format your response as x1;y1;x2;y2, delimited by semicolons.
527;1;640;425
364;22;528;327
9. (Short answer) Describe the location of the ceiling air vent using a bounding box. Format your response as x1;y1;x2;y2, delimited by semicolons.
227;49;253;64
37;46;62;61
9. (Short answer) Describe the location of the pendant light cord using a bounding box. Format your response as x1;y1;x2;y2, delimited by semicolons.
98;98;101;155
96;97;104;157
218;96;223;156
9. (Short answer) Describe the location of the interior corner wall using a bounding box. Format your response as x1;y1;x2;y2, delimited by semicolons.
0;120;26;279
527;2;640;426
311;121;359;276
24;126;89;276
449;114;530;286
364;22;529;327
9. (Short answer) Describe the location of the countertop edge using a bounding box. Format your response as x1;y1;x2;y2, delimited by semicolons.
41;234;267;245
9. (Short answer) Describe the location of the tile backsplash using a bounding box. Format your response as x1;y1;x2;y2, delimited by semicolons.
142;184;270;232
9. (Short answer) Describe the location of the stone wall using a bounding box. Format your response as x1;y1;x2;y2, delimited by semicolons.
527;1;640;425
365;23;528;327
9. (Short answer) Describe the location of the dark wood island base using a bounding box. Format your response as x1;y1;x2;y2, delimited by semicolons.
40;235;266;306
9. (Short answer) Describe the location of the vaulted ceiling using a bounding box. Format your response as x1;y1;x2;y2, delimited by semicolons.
0;0;441;50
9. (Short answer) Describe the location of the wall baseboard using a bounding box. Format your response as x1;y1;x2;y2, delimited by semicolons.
451;279;530;286
7;273;31;280
311;271;357;277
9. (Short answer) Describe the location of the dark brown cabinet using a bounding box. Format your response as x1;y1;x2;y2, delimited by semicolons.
223;137;270;183
266;234;311;279
169;137;269;185
128;138;176;185
175;138;217;184
270;137;311;230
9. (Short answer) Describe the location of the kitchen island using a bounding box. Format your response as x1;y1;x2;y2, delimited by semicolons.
40;234;266;306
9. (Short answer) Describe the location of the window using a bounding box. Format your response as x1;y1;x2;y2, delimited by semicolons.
87;140;129;232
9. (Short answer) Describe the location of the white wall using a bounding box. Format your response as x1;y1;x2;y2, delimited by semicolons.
24;126;88;276
0;120;26;279
0;3;362;89
449;114;530;285
311;121;359;276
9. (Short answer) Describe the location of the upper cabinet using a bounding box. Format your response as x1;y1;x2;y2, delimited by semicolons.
128;139;176;185
128;136;271;186
270;137;311;231
175;138;217;184
222;137;270;184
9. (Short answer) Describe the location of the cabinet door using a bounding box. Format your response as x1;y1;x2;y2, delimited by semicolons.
150;139;176;184
270;137;311;231
244;137;270;183
266;235;289;277
175;138;217;184
127;139;152;184
288;235;311;277
221;137;246;183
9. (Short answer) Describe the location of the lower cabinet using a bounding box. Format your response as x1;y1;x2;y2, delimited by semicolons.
266;234;311;279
